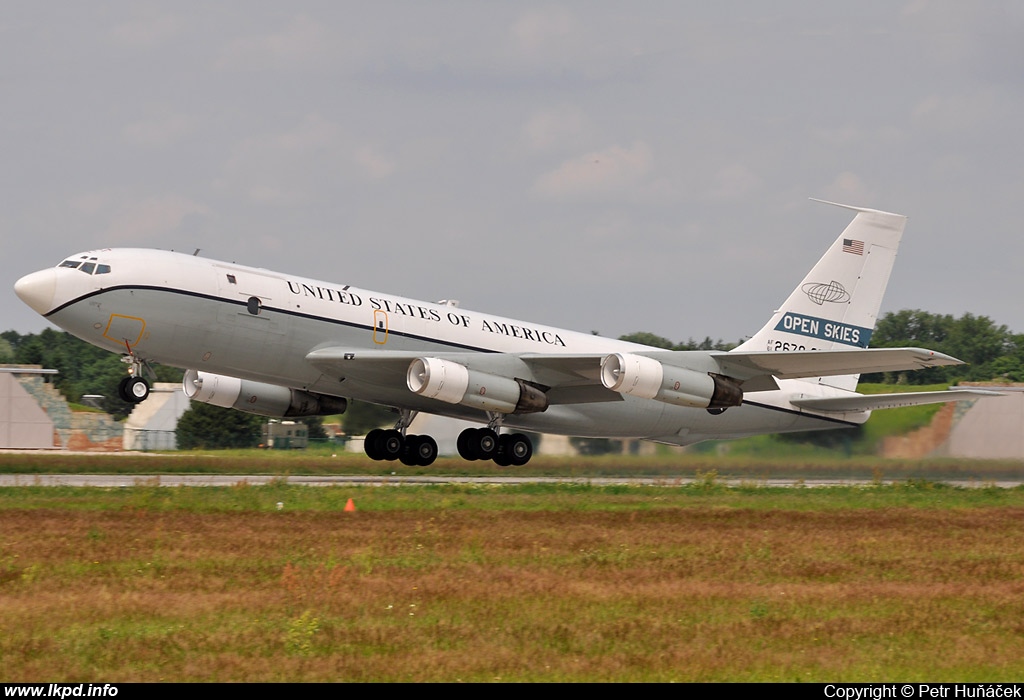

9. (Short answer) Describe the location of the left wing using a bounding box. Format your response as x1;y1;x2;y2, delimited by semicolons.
305;345;968;406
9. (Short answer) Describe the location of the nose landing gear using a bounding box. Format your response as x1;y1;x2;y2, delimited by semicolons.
118;346;152;404
118;375;150;403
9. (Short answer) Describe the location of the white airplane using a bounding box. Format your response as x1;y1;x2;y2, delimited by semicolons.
14;201;996;466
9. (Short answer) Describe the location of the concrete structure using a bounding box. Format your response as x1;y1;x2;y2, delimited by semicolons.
881;384;1024;460
0;368;57;448
261;420;309;449
943;385;1024;459
123;382;190;450
0;365;123;450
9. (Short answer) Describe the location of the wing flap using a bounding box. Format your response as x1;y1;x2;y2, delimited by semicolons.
791;389;1002;413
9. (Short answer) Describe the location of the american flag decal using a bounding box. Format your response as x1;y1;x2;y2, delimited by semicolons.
842;238;864;255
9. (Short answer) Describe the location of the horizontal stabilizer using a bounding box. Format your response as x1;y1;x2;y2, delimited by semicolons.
790;389;1003;413
711;347;964;384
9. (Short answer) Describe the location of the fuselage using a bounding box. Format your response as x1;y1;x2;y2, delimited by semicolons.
14;248;864;444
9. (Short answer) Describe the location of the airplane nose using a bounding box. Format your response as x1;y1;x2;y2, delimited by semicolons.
14;268;57;315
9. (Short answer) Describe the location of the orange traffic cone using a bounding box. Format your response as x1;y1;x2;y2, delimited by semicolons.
344;498;356;512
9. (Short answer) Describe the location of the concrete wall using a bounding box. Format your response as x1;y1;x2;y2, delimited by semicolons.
881;385;1024;460
123;383;191;450
943;386;1024;459
0;373;56;448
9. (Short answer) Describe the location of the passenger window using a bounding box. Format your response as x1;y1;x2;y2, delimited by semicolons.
80;262;96;274
247;297;262;315
96;264;111;274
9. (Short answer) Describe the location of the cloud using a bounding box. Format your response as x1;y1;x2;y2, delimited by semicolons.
216;114;397;204
706;164;763;200
216;15;337;72
533;142;653;199
109;14;181;49
820;172;874;207
123;114;196;149
509;7;575;56
520;105;594;153
911;90;1001;134
353;146;395;180
91;194;209;244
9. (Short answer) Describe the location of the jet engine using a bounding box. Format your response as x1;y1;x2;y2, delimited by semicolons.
406;357;548;414
600;353;743;409
182;369;348;417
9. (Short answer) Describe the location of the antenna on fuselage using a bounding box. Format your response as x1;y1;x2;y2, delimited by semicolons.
193;249;201;256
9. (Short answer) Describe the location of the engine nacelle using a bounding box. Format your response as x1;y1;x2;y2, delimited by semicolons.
406;357;548;414
182;370;348;417
600;353;743;409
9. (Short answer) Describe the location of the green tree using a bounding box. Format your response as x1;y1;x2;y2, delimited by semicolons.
340;400;395;436
618;332;675;349
569;436;622;456
304;415;328;441
865;310;1013;384
618;332;737;351
176;402;264;450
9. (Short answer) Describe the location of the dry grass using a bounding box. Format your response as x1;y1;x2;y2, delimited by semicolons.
2;484;1024;681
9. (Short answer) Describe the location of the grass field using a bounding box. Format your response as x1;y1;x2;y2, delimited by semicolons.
2;448;1024;484
2;451;1024;682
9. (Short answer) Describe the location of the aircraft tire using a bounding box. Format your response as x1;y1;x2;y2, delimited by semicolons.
399;437;421;466
364;429;385;460
126;377;149;403
379;429;404;461
507;433;533;466
475;428;499;461
117;377;132;402
457;428;479;461
402;434;438;466
494;435;513;467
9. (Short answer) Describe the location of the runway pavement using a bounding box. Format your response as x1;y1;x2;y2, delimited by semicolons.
1;474;1021;488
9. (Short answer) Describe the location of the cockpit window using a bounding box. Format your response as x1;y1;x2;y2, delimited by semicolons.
58;257;112;274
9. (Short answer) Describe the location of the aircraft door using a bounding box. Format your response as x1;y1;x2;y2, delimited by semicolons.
373;310;388;344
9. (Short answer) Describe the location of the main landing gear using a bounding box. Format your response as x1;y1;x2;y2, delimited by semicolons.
362;410;535;467
455;412;533;466
363;410;439;466
456;427;533;467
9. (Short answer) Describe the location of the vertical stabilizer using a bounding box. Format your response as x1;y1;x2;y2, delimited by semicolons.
733;201;906;391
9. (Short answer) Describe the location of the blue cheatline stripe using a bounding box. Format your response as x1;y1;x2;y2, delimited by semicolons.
773;312;872;348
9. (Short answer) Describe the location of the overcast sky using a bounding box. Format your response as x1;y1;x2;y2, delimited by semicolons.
3;2;1022;346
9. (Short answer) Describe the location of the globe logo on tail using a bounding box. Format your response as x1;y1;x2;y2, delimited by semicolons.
801;280;850;305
